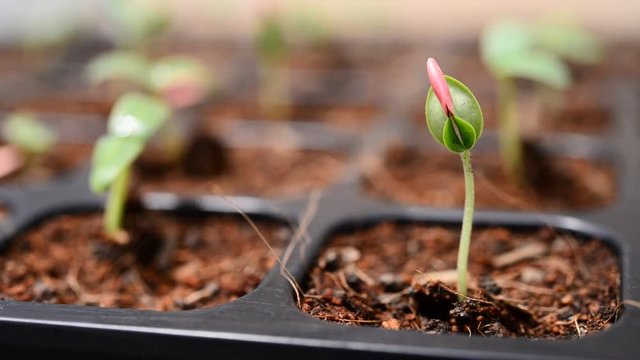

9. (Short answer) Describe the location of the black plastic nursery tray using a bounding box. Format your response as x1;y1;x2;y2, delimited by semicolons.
0;61;638;360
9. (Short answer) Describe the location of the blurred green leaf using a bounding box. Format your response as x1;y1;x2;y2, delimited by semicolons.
534;18;604;64
91;92;170;193
146;56;214;105
107;92;171;139
1;112;56;154
500;51;570;89
481;21;534;75
86;50;150;86
481;20;571;89
107;0;172;46
426;76;483;153
90;136;143;193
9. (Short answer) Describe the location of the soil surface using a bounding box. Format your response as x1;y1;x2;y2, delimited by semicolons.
302;222;621;339
3;95;112;116
0;211;289;310
135;142;345;198
0;143;92;185
203;102;377;130
364;146;615;211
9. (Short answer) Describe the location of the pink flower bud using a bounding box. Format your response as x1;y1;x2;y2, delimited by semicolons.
427;58;454;117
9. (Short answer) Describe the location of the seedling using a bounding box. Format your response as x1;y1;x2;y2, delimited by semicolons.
425;58;483;298
480;20;570;183
86;37;214;163
1;112;57;172
88;0;214;108
255;2;290;120
90;92;170;237
481;18;604;184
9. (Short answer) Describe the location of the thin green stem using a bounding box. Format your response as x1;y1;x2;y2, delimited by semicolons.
258;58;290;120
497;77;523;184
104;166;130;235
457;150;475;299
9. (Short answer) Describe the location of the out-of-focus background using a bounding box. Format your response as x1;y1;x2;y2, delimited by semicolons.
1;0;639;43
0;0;638;204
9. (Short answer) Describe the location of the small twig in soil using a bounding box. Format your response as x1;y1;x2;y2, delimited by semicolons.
378;289;411;304
574;316;584;338
281;189;321;275
493;279;555;295
353;267;376;286
555;230;591;281
491;242;548;268
211;185;303;306
436;281;499;308
413;269;460;285
184;282;220;306
65;265;103;304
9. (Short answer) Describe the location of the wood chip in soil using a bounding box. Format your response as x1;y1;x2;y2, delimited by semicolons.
363;146;614;211
302;222;621;339
0;212;289;311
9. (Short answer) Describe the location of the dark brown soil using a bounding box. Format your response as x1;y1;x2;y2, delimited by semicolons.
203;102;377;130
302;222;621;339
363;146;615;211
135;144;345;198
0;143;92;185
0;211;289;310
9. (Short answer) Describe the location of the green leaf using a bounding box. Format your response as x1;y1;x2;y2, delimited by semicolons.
90;136;143;193
426;76;483;152
1;112;57;154
480;20;571;89
146;55;214;97
442;116;477;153
481;20;535;75
107;92;171;139
500;51;571;89
85;50;150;86
534;18;604;64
